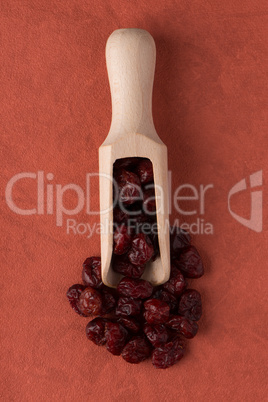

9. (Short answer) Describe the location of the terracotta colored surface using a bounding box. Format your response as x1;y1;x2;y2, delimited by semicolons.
1;1;267;401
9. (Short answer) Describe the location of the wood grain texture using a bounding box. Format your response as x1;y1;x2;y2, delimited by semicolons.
99;29;170;287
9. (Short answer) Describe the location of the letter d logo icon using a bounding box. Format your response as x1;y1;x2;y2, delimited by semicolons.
228;171;263;233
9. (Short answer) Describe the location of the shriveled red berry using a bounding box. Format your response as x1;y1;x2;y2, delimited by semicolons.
144;323;169;347
166;315;199;339
170;226;191;258
118;317;141;333
163;266;187;296
113;224;132;255
127;211;148;225
101;289;116;315
152;337;185;369
113;206;129;223
175;246;204;278
112;255;145;279
86;317;108;345
178;289;202;321
143;189;156;214
144;299;170;324
122;336;151;364
114;157;140;171
153;289;178;312
136;158;153;184
105;322;128;355
66;284;86;316
115;169;142;205
127;218;154;239
82;257;102;289
116;297;142;317
117;277;153;299
128;233;154;266
78;287;102;316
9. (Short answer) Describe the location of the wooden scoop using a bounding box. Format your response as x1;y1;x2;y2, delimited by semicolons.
99;28;170;287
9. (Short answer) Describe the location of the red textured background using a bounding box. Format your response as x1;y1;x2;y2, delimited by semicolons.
1;1;268;401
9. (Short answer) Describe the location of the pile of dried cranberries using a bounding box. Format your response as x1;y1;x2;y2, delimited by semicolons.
66;158;204;369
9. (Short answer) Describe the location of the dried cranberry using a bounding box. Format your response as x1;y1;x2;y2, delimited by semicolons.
127;211;148;224
178;289;202;321
128;219;154;239
66;284;86;316
105;322;128;355
143;189;156;214
114;169;142;205
152;337;185;369
170;226;191;258
128;233;154;266
118;317;141;333
113;206;129;223
113;224;132;255
175;246;204;278
78;287;102;316
116;297;142;317
112;255;145;279
82;257;102;289
163;266;187;296
144;323;169;347
153;290;178;312
136;158;154;184
67;157;205;368
101;289;116;315
86;317;108;345
144;299;170;324
122;336;151;364
114;157;140;171
166;315;198;339
117;277;153;299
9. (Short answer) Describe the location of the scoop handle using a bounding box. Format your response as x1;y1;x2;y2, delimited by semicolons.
105;28;157;139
